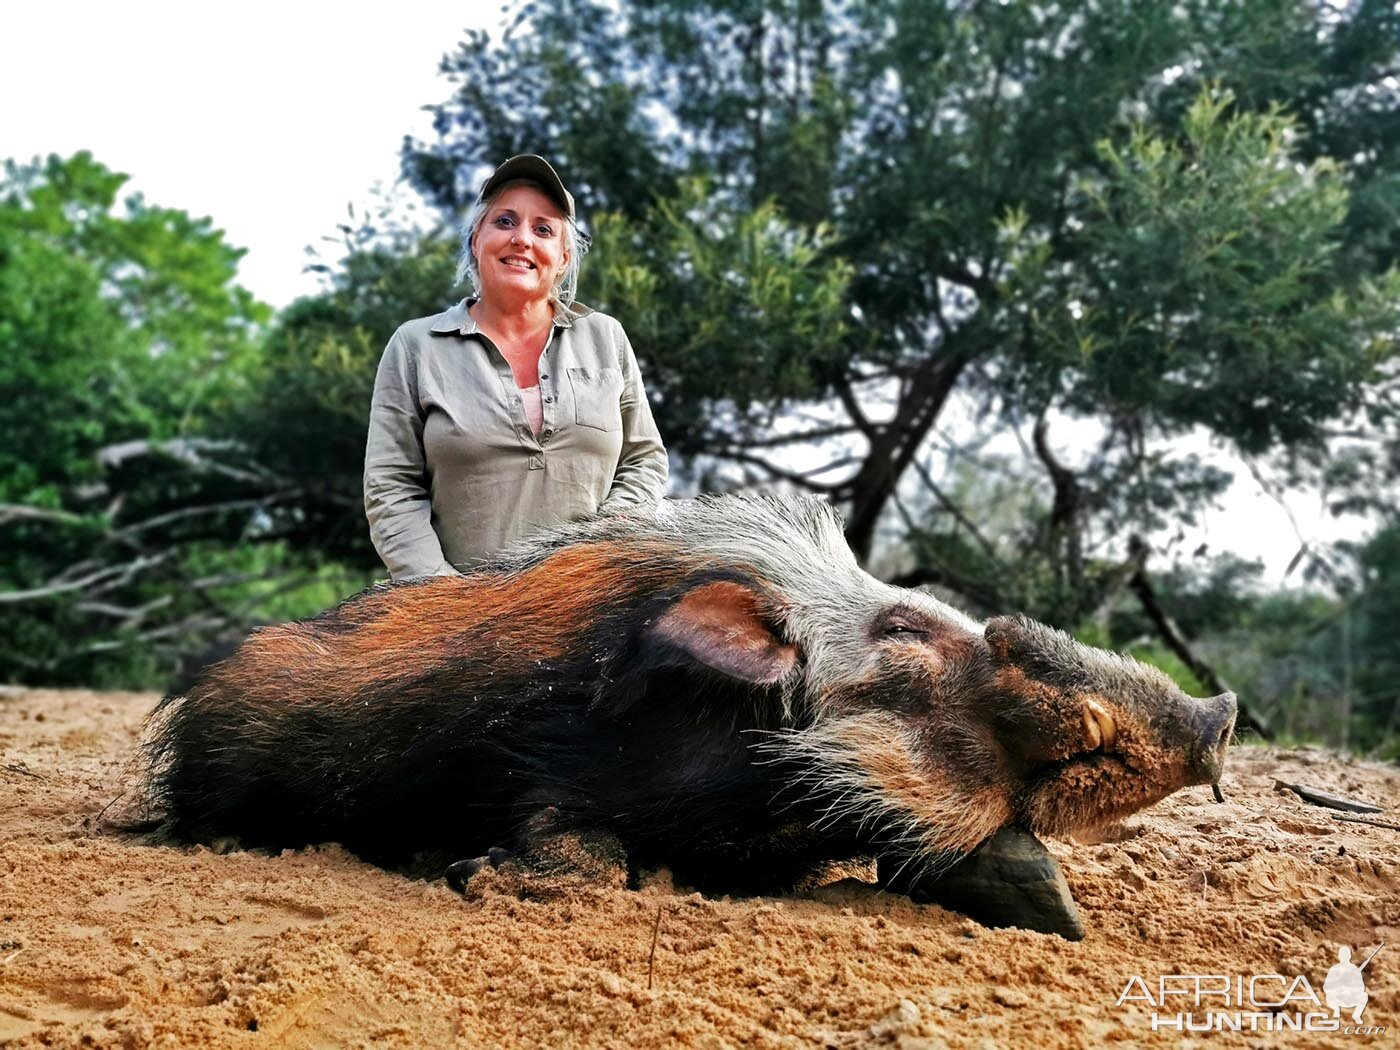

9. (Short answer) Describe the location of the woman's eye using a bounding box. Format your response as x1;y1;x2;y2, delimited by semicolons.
494;215;516;228
534;224;554;237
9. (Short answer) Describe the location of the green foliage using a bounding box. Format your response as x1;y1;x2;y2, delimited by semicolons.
406;0;673;220
1344;522;1400;746
1110;553;1266;641
1005;89;1400;451
1107;527;1400;755
5;0;1398;752
228;234;460;561
584;178;852;452
0;153;271;684
0;153;265;496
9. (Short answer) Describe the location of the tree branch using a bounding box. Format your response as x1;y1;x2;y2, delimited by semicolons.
0;553;173;604
1125;535;1272;740
0;504;88;527
116;493;300;538
909;456;1005;567
97;437;291;487
714;424;859;450
833;373;877;439
887;564;1006;612
721;450;844;492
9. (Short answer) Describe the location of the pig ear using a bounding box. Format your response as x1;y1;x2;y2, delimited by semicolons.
645;580;798;684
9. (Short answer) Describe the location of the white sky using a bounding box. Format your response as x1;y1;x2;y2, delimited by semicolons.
2;1;1375;582
2;0;499;306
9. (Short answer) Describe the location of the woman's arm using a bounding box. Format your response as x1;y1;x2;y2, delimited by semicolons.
600;329;669;510
363;331;457;579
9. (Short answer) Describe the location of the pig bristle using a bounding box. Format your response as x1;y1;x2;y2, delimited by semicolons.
761;713;1011;866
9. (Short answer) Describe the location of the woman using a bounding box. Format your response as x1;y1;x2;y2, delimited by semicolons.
363;155;669;580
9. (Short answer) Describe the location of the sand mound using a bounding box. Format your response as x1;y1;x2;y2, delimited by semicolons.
1;688;1396;1047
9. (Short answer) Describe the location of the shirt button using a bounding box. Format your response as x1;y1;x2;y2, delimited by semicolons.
539;373;549;380
544;396;554;404
544;428;553;436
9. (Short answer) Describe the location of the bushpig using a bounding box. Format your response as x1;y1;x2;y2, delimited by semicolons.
142;494;1235;893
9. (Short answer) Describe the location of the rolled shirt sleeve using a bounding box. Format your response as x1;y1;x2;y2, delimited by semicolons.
363;330;457;580
600;329;669;511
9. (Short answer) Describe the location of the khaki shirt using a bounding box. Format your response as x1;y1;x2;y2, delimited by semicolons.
364;299;669;579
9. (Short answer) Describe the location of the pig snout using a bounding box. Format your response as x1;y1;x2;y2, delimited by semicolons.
978;614;1246;836
1186;692;1236;787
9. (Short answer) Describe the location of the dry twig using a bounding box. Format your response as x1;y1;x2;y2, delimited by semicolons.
1332;813;1400;832
647;905;664;990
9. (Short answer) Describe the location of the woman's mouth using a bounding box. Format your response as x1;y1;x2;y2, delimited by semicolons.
500;256;536;271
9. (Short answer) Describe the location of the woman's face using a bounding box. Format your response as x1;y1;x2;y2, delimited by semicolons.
472;182;571;308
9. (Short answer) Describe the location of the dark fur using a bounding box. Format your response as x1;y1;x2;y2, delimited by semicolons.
142;494;1234;891
146;564;844;888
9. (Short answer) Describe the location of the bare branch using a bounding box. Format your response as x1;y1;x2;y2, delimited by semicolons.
0;504;89;527
75;595;175;620
715;425;859;450
0;553;173;604
116;493;300;538
720;450;844;492
887;564;1006;612
1125;535;1272;740
1087;544;1150;628
97;437;289;487
833;374;877;439
82;614;229;654
908;456;1004;566
1242;457;1347;586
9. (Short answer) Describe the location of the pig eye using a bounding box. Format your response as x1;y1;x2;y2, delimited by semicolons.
874;605;936;641
882;620;929;640
885;624;924;638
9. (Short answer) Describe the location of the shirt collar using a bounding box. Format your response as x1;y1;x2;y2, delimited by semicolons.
429;297;592;335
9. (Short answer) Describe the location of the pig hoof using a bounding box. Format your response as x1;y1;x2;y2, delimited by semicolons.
487;846;516;867
445;857;487;892
879;826;1084;940
445;848;516;892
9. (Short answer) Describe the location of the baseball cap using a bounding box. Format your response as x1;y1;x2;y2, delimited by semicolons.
477;155;575;220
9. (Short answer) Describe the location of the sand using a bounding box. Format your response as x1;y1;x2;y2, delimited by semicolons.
1;687;1397;1048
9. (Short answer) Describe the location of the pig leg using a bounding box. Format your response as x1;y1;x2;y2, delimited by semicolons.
877;826;1084;940
446;807;628;895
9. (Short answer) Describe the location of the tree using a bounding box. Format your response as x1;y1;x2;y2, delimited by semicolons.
0;153;283;684
404;0;1399;563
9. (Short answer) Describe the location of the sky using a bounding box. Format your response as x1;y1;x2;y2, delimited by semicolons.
2;1;1375;582
2;1;500;307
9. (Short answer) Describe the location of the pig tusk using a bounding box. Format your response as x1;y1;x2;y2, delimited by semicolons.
1082;706;1101;750
1084;698;1116;752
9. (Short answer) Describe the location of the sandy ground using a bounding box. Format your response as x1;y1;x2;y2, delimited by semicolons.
1;688;1397;1049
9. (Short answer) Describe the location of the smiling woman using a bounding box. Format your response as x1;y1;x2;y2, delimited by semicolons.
363;155;670;579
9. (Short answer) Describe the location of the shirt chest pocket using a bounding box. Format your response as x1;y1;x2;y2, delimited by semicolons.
566;367;623;432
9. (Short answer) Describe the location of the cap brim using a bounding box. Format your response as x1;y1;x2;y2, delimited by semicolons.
478;155;575;219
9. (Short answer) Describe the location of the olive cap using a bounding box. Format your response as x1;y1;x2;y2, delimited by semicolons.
477;154;575;220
